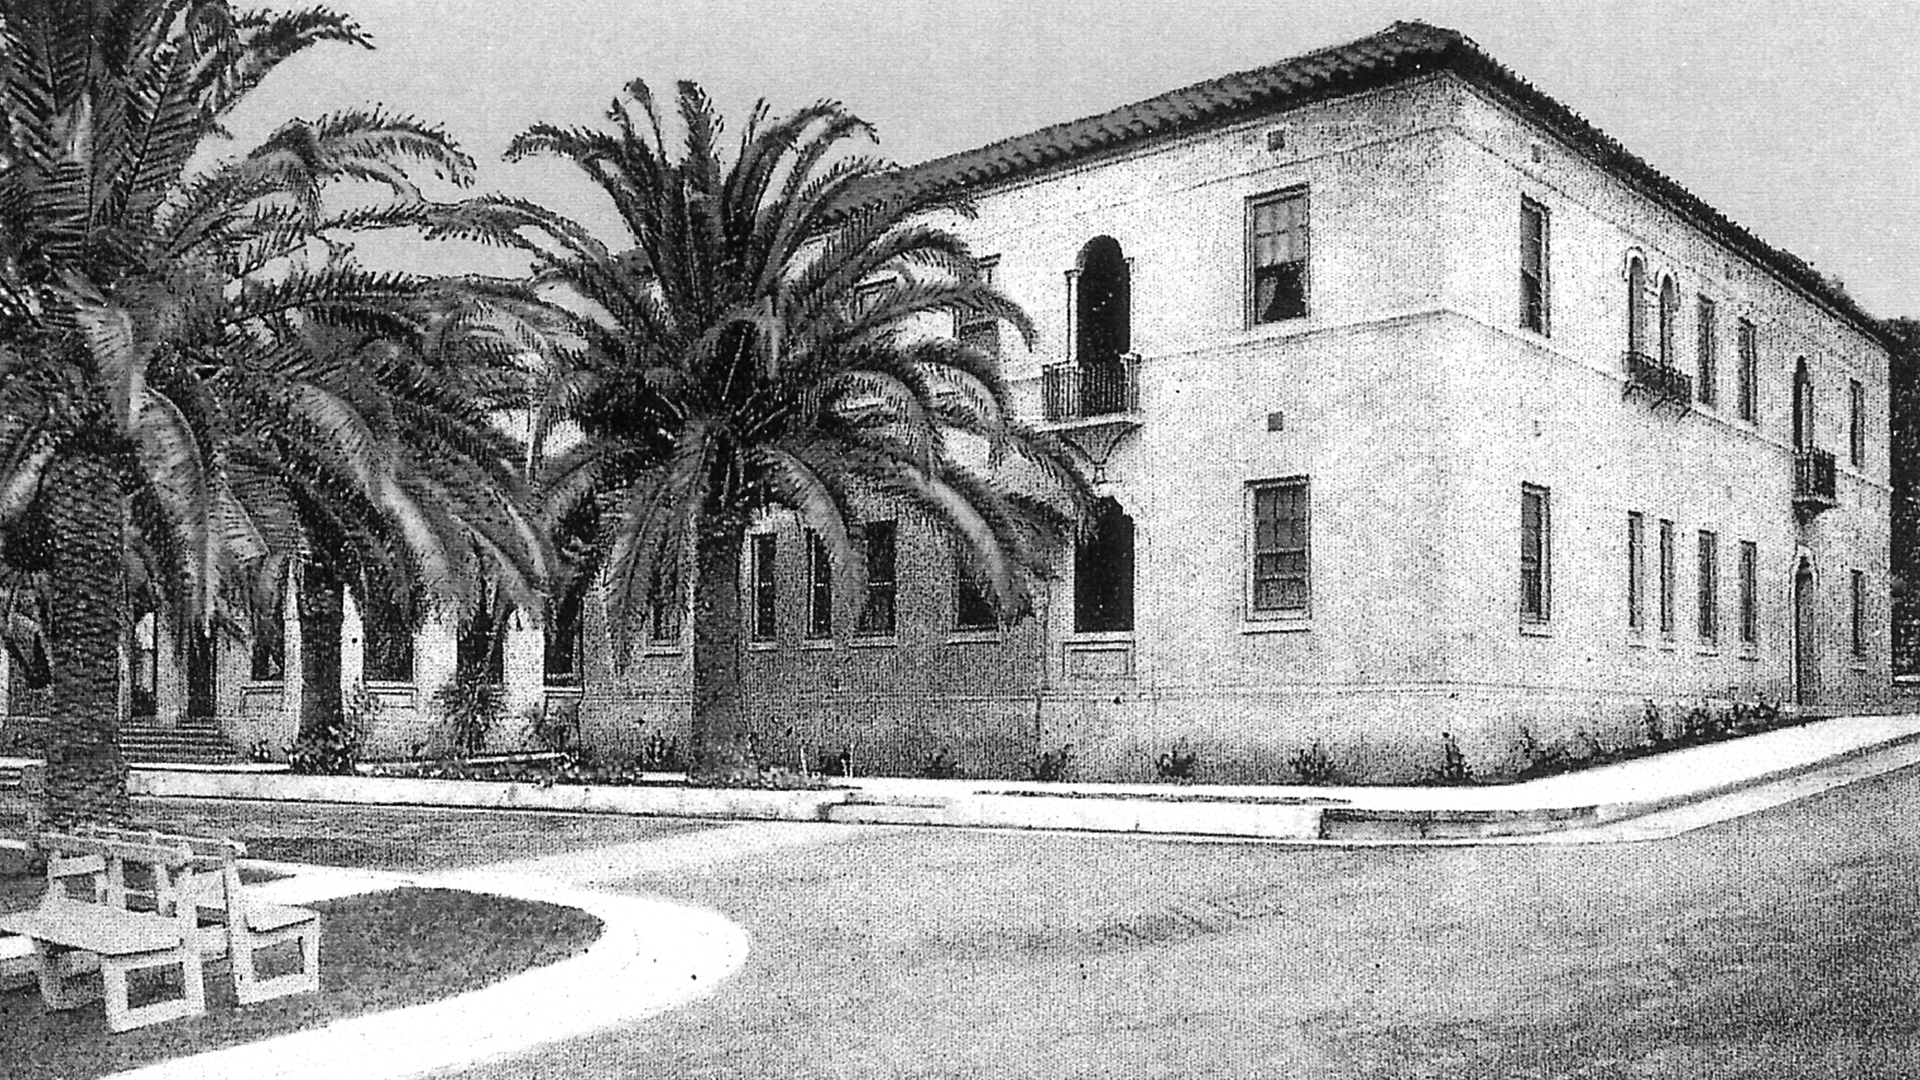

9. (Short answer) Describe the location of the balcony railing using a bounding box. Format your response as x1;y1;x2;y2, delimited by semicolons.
1622;350;1692;410
1794;447;1837;516
1042;352;1139;423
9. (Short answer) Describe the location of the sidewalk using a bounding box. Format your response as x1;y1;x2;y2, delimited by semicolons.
94;712;1920;842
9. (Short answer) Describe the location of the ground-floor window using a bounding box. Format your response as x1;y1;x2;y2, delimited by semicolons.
1074;498;1134;633
545;588;585;683
955;561;997;631
1697;531;1719;643
364;597;415;682
648;563;683;646
1739;541;1758;645
1852;569;1867;655
750;534;777;642
1658;519;1675;635
1627;512;1645;629
807;532;833;640
1248;478;1309;617
857;521;897;637
1520;484;1550;623
251;595;285;681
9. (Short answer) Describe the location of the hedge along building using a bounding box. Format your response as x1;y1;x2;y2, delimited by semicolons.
0;21;1894;779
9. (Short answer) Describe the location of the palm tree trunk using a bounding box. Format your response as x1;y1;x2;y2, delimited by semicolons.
688;521;756;784
296;561;343;739
40;451;131;826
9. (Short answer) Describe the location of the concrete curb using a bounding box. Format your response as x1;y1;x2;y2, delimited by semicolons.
114;714;1920;842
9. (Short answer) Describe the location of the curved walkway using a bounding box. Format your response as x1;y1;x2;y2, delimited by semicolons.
97;838;771;1080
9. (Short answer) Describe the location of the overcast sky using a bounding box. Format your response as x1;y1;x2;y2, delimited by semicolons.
226;0;1920;319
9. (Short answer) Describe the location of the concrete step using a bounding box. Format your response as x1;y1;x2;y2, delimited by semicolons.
118;722;241;765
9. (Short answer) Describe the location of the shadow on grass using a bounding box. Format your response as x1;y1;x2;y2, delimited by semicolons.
1;886;602;1080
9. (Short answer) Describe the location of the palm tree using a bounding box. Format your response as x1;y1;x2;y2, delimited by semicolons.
0;0;546;823
442;81;1090;782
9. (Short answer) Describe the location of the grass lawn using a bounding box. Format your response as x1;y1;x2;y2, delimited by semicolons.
1;886;602;1080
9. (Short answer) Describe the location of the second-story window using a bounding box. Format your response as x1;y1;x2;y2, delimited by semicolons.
1658;275;1678;368
1738;319;1758;421
1248;188;1308;324
1696;296;1717;405
1520;198;1548;333
955;256;1001;361
1793;358;1814;452
1627;256;1647;356
1850;378;1865;468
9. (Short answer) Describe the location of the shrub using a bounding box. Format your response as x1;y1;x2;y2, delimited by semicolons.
1288;741;1338;785
1437;731;1472;785
1030;744;1073;782
1643;700;1669;748
634;731;684;773
1155;741;1198;783
286;682;376;775
918;748;962;779
432;673;504;758
533;697;581;756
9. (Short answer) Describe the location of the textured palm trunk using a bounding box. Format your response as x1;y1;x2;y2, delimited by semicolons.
296;561;343;739
688;521;756;784
40;451;132;826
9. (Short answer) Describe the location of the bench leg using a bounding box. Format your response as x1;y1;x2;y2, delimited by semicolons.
233;921;321;1005
31;941;99;1010
99;946;207;1033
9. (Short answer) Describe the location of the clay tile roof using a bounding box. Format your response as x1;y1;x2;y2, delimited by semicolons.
879;20;1891;348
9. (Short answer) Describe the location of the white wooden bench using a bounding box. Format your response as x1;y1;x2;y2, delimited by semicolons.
0;827;322;1031
0;832;207;1031
77;825;322;1006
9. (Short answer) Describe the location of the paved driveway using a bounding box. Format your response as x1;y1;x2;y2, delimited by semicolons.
425;766;1920;1079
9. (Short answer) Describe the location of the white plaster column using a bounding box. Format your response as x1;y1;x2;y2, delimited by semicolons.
153;612;185;728
500;608;545;751
280;561;303;734
339;591;366;697
412;611;459;750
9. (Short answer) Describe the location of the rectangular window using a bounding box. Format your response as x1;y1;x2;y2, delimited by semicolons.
750;534;776;642
1248;189;1308;324
954;256;1000;361
1696;296;1717;405
1852;569;1867;656
647;563;682;646
955;563;998;631
1739;540;1758;646
806;532;833;640
1737;319;1758;421
1659;519;1675;635
856;521;897;637
1520;484;1550;623
543;591;583;684
1627;512;1645;630
1697;531;1719;644
1249;478;1310;615
1850;379;1865;467
1520;198;1549;334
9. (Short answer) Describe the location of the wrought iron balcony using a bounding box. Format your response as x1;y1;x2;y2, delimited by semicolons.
1622;350;1692;412
1794;447;1837;517
1042;352;1139;424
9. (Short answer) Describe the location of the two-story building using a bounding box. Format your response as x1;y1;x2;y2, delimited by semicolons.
9;21;1894;781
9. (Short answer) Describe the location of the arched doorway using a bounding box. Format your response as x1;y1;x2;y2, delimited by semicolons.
1794;555;1818;707
1076;237;1130;416
1074;497;1135;634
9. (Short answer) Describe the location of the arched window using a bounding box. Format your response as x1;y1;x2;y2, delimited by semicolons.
1793;357;1814;451
1658;275;1678;367
1626;256;1646;356
1076;237;1130;365
1074;497;1135;634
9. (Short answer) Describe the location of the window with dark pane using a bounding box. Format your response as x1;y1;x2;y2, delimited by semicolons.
955;562;998;630
647;560;682;645
1658;276;1678;367
1850;379;1865;467
1250;479;1309;615
751;534;777;642
544;587;584;684
1520;484;1550;622
1248;189;1308;324
1074;498;1135;633
807;532;833;640
1627;256;1647;356
1520;199;1548;333
251;593;285;681
1852;569;1867;655
1696;295;1717;404
1737;319;1758;421
1739;540;1758;645
1659;519;1675;635
857;521;897;636
1627;512;1644;629
954;256;1000;361
1697;530;1718;643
